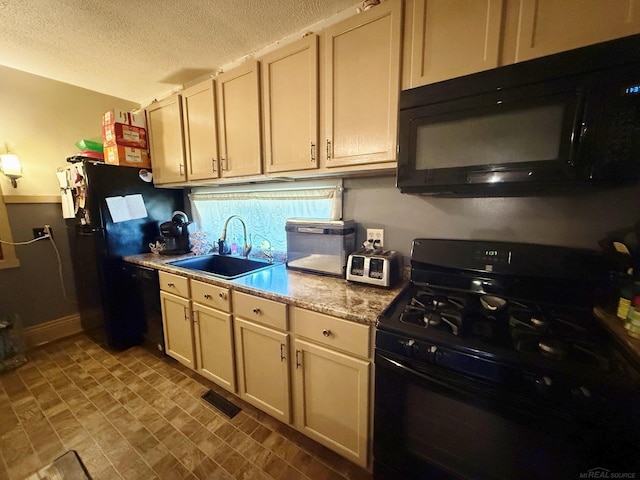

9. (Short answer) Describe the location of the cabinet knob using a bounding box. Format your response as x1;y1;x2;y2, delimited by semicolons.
219;292;226;299
167;282;175;287
253;308;261;315
204;294;212;299
322;329;331;337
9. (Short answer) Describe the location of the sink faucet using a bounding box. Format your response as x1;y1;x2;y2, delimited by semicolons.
218;215;252;258
251;233;274;263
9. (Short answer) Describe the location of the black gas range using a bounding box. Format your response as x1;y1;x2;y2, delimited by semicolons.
373;239;640;480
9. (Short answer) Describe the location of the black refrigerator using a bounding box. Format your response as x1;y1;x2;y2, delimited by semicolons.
63;160;184;350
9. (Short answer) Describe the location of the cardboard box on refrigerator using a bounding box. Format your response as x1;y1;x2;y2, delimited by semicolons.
103;145;151;168
102;108;148;149
102;109;146;129
102;122;148;149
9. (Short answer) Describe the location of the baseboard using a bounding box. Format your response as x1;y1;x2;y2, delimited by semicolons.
23;314;83;349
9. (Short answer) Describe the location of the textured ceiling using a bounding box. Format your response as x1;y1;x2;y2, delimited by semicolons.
0;0;358;104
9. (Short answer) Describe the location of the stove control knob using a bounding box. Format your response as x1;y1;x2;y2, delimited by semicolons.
534;376;553;395
429;346;437;353
399;339;416;355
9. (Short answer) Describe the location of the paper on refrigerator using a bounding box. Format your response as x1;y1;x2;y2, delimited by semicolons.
105;194;148;223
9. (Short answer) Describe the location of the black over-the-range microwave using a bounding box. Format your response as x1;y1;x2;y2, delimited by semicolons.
397;34;640;196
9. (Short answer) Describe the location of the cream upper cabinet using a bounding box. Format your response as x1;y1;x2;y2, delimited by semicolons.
513;0;640;62
324;0;402;168
216;61;263;178
147;94;186;184
404;0;504;88
291;307;371;468
261;35;319;173
181;79;220;181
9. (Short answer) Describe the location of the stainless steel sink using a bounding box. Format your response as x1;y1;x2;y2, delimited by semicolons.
168;254;278;280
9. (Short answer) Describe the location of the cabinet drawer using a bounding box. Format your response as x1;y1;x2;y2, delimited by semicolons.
190;279;231;312
292;307;370;358
233;291;287;330
159;271;190;297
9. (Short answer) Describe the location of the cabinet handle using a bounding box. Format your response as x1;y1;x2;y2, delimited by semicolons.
280;343;286;362
183;306;188;321
212;158;217;172
179;163;184;176
326;140;332;160
193;310;198;324
310;142;315;162
295;350;302;368
219;292;226;299
204;294;212;299
167;282;175;287
252;308;261;315
322;329;331;337
221;158;227;170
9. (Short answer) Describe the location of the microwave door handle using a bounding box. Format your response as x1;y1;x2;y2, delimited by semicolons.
568;90;588;168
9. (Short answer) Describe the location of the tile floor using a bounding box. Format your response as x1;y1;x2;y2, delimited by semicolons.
0;333;373;480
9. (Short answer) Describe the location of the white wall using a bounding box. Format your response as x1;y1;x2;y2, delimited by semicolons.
0;65;138;195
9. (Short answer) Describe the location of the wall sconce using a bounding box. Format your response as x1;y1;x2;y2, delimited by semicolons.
0;149;22;188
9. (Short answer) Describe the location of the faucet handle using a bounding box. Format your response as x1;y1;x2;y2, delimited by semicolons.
243;242;252;258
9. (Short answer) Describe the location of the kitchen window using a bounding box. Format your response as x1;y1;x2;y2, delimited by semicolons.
189;180;343;259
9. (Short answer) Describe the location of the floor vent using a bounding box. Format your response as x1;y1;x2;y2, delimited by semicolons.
201;390;241;418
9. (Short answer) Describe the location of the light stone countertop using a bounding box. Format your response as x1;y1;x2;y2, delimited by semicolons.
123;253;407;326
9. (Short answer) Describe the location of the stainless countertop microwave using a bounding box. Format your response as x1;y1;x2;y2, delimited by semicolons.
397;34;640;197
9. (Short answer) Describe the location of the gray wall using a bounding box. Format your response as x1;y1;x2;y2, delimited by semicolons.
0;203;77;328
3;176;639;329
344;175;640;255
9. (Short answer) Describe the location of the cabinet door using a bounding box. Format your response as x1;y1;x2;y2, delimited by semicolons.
293;338;370;467
514;0;640;62
324;0;402;168
262;35;319;173
234;318;291;423
193;303;235;392
216;61;263;178
182;79;220;181
160;291;194;368
147;94;186;184
405;0;503;87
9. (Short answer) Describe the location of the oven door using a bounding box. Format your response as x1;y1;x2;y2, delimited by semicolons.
373;349;633;480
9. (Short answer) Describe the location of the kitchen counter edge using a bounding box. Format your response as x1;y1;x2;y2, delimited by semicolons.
123;253;406;326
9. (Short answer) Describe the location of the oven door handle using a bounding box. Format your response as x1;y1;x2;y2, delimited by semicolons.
377;351;520;404
376;352;475;394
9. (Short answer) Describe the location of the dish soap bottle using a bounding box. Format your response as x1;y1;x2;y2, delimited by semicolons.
231;237;238;256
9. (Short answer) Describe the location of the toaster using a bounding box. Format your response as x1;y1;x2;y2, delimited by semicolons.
346;249;402;288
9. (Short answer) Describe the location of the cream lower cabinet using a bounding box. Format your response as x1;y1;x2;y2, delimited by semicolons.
191;279;235;392
233;291;291;423
159;272;236;392
159;272;194;368
291;307;371;468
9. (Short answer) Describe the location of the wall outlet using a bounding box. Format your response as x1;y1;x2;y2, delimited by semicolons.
366;228;384;248
33;226;52;240
33;227;48;240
